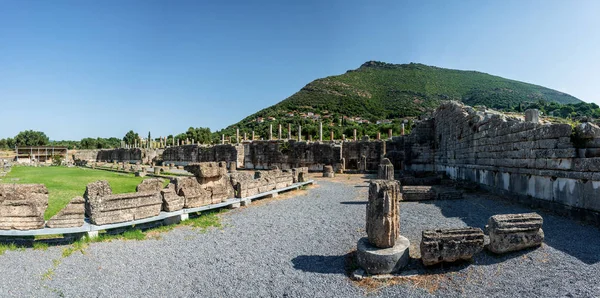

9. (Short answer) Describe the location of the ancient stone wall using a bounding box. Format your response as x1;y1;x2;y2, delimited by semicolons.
243;141;342;171
73;148;163;164
417;101;600;220
162;144;242;168
0;184;48;230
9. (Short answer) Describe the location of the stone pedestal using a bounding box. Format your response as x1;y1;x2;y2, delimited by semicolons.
356;236;410;275
323;165;334;178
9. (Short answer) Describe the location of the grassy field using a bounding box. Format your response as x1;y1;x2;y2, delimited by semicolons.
2;167;152;220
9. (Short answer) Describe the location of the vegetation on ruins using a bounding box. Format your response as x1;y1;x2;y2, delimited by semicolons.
3;167;150;219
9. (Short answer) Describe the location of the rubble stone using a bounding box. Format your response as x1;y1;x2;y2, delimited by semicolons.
377;158;394;180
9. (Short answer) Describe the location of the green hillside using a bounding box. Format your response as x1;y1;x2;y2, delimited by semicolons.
215;61;587;142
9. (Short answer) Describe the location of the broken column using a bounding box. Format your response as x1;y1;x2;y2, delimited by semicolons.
323;165;334;178
357;180;409;275
269;124;273;140
288;123;292;139
420;228;484;266
353;129;357;141
319;122;323;142
487;213;544;254
377;158;394;180
388;129;392;139
278;124;282;140
525;109;540;123
298;125;302;141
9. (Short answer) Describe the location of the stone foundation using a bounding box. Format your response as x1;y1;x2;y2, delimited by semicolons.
0;184;48;230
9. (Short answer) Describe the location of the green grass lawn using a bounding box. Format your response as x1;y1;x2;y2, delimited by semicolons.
2;167;153;220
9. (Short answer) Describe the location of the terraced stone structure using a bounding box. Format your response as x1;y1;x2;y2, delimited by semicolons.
0;184;48;230
487;213;544;254
420;228;485;266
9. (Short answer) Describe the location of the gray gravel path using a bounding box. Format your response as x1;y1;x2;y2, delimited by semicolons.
0;176;599;297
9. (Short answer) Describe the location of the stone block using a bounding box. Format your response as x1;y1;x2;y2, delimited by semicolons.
486;213;544;254
356;236;410;275
161;184;184;212
420;227;484;266
184;162;227;178
323;165;334;178
46;197;84;228
377;158;394;180
401;186;435;201
0;184;48;230
136;178;164;193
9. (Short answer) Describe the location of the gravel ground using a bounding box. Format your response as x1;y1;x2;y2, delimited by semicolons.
0;175;599;297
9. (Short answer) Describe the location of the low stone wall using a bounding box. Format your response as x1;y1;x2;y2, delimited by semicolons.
73;148;164;165
46;197;85;228
230;168;298;198
0;184;48;230
84;180;163;225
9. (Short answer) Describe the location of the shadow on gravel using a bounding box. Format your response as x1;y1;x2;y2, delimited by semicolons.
421;195;600;264
340;201;367;205
292;255;347;274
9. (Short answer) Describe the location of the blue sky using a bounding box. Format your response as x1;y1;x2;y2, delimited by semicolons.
1;0;599;140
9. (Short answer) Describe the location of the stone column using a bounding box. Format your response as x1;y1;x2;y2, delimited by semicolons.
278;124;282;140
525;109;540;123
269;124;273;140
244;132;247;141
342;134;345;141
319;122;323;142
377;158;394;180
298;125;302;141
401;124;405;135
236;128;240;144
288;123;292;139
353;129;357;141
221;134;225;145
252;131;255;141
330;130;334;141
377;132;381;140
357;180;409;275
388;129;392;139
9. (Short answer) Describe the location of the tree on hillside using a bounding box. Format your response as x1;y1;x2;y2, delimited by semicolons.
184;127;212;144
123;130;139;146
14;130;49;146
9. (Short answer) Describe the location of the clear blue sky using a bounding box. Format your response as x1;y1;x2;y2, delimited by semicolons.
1;0;599;140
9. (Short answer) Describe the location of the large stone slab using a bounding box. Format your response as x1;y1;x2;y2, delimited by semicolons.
0;184;48;230
161;183;184;212
401;186;436;201
46;197;85;228
184;162;227;178
366;180;401;248
420;227;484;266
487;213;544;254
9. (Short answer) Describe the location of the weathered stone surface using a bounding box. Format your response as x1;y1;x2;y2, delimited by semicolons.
84;181;162;225
366;180;401;248
46;197;84;228
0;184;48;230
136;178;164;193
323;165;334;178
356;236;410;275
401;186;436;201
292;167;309;183
487;213;544;254
161;183;184;212
420;228;484;266
574;122;600;140
377;158;394;180
135;171;147;177
184;162;227;178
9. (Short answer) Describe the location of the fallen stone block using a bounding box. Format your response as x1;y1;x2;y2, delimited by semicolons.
46;197;85;228
184;162;227;178
401;186;436;201
0;184;48;230
487;213;544;254
420;227;484;266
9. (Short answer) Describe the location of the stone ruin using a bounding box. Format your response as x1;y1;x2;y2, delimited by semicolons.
229;167;303;198
0;184;48;230
84;180;163;225
377;158;394;180
486;213;544;254
322;165;334;178
176;162;234;208
46;197;85;228
357;180;410;275
420;228;484;266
